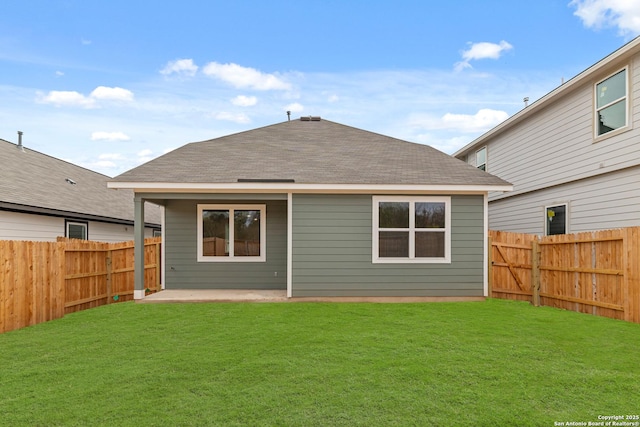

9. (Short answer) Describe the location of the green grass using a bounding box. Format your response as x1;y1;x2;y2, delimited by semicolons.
0;299;638;426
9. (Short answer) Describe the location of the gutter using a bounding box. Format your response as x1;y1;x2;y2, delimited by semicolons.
108;182;513;194
0;201;161;229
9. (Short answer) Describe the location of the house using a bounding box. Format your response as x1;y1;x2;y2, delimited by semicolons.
110;117;511;300
0;136;161;242
454;37;640;236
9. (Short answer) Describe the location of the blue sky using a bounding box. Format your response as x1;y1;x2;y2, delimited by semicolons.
1;0;639;176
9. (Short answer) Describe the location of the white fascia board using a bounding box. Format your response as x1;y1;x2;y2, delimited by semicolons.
107;182;513;194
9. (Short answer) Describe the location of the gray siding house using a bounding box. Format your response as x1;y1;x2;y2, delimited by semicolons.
454;37;640;236
109;118;511;300
0;136;161;242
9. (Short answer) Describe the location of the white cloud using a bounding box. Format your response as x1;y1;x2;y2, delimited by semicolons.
98;153;124;160
93;160;116;168
455;41;513;71
80;159;117;171
328;94;340;103
137;149;154;164
214;112;251;123
37;90;96;108
285;102;304;113
160;58;199;76
90;86;134;101
570;0;640;37
415;133;473;154
55;71;64;77
231;95;258;106
38;86;134;108
81;38;92;45
91;132;131;142
202;62;291;90
409;109;509;133
442;109;509;132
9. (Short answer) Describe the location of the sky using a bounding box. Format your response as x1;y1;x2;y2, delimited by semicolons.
2;0;640;177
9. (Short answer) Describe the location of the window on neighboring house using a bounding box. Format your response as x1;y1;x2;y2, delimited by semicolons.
372;196;451;263
197;204;266;262
476;147;487;171
596;68;627;137
66;220;88;240
153;229;162;237
545;204;567;236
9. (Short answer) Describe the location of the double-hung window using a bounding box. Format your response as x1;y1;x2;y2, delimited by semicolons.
476;147;487;171
372;196;451;263
595;68;628;137
197;204;266;262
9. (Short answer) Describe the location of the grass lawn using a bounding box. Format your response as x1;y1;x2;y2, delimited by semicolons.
0;299;639;426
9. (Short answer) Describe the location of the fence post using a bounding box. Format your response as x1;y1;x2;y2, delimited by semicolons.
155;241;161;292
106;250;112;304
487;236;493;298
55;241;66;320
623;227;640;323
531;237;541;307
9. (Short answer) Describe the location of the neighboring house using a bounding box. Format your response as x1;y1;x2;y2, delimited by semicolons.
109;117;511;299
454;37;640;236
0;136;161;242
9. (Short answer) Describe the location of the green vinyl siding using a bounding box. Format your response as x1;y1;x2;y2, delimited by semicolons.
163;199;287;289
291;194;485;297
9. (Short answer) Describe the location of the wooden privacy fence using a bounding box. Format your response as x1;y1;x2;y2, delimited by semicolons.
1;237;161;333
489;228;640;323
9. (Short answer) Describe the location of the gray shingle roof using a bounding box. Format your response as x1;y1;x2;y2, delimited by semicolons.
0;139;161;225
113;118;510;187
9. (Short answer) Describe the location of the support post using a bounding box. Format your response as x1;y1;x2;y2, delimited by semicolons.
287;192;293;298
133;196;145;300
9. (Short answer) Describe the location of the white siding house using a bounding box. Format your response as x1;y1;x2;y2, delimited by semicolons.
0;137;161;242
454;37;640;235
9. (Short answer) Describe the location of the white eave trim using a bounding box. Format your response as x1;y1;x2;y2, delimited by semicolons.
108;182;513;194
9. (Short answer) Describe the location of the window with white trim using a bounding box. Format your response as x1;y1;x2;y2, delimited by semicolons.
197;204;266;262
595;68;627;137
372;196;451;263
66;220;88;240
476;147;487;171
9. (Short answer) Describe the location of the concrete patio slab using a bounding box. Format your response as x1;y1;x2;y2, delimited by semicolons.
138;290;485;304
138;289;288;303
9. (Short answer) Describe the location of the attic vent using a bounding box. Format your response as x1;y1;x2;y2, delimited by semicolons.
300;116;321;121
238;179;295;183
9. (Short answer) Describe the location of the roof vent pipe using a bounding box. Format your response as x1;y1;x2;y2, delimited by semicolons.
287;111;291;121
523;97;529;108
17;131;24;151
